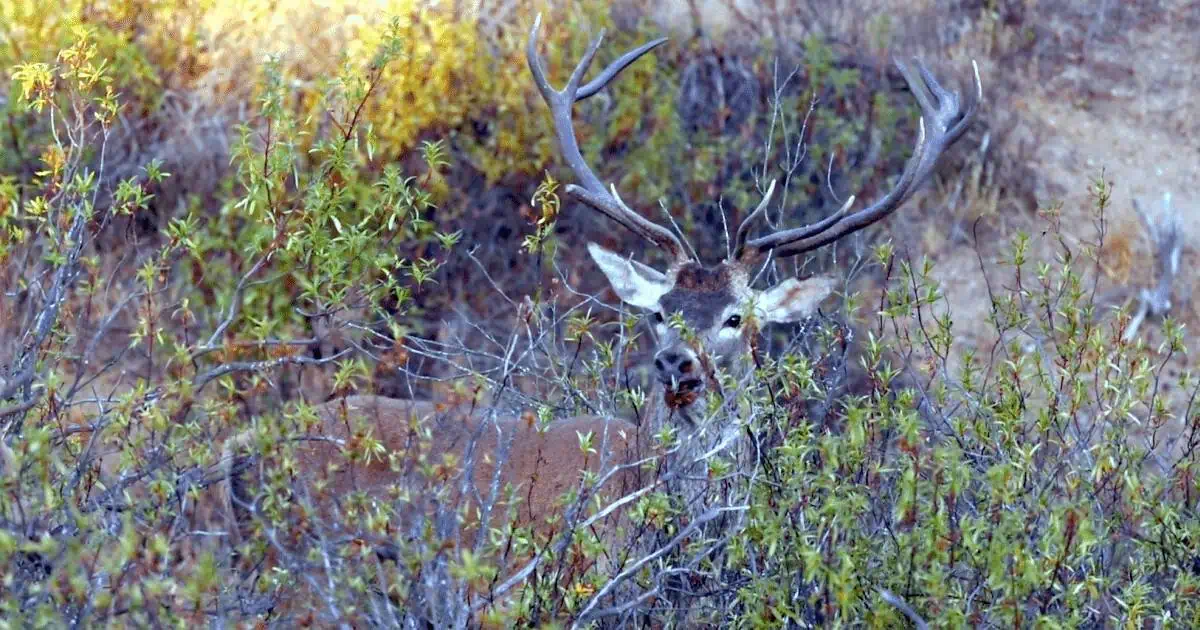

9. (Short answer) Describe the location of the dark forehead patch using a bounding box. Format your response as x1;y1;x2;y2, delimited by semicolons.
660;263;737;328
673;263;734;291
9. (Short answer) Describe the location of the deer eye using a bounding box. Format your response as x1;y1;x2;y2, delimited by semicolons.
652;312;665;324
724;314;742;329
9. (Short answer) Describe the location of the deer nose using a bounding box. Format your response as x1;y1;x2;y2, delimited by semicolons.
654;348;696;380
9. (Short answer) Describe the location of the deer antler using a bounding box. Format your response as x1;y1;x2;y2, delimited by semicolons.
733;58;982;262
527;14;686;262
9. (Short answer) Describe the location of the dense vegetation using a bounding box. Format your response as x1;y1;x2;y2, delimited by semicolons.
0;1;1195;627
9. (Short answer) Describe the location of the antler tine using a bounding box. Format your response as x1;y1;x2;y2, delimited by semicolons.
730;179;859;260
731;179;776;260
739;58;981;261
527;14;686;261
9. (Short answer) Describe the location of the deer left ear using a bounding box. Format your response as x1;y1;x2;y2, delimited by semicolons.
754;276;836;323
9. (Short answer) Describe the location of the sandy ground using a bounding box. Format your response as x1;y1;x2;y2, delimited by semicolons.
1032;2;1198;234
957;1;1197;327
904;1;1200;459
942;1;1197;321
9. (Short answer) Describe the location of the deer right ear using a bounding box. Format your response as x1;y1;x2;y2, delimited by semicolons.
587;243;671;309
754;275;837;323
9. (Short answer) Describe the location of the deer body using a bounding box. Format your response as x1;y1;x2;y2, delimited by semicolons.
221;13;979;627
225;395;646;547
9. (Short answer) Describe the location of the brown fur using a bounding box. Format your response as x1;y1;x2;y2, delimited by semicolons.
670;262;737;292
221;395;655;623
663;388;702;409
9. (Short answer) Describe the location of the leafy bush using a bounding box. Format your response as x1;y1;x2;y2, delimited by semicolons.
734;180;1200;626
6;2;1190;629
0;23;451;625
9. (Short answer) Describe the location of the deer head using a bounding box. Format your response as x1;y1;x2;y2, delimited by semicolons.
585;242;837;407
527;16;980;419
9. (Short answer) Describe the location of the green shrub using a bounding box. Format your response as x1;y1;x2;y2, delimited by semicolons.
7;3;1184;629
731;178;1200;627
0;23;451;626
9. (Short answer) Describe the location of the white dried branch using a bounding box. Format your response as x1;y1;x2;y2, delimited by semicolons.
1123;192;1182;341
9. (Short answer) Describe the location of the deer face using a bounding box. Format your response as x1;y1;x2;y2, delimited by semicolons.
588;243;836;410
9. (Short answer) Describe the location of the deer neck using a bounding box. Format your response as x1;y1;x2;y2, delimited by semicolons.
648;374;752;478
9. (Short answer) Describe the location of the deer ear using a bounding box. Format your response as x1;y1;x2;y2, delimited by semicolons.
587;243;670;309
754;276;836;323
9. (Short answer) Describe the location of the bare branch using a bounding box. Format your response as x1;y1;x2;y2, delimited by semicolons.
878;587;930;630
191;349;351;391
1123;192;1182;341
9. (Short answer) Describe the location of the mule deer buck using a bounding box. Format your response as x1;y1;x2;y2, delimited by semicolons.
220;14;979;627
